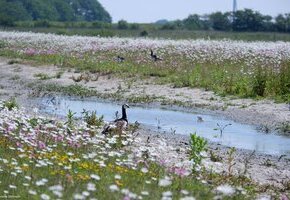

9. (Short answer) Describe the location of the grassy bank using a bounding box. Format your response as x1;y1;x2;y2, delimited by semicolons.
1;48;289;103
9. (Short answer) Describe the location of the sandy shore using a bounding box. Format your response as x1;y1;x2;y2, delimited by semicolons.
0;57;290;191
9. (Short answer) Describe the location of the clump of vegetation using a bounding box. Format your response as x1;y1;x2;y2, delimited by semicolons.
34;73;52;80
227;147;236;177
55;71;64;79
28;118;39;128
34;83;98;97
276;122;290;136
189;133;207;170
82;109;104;127
65;109;76;130
214;123;232;137
0;40;6;48
140;30;149;37
3;98;19;110
209;150;222;162
7;59;20;65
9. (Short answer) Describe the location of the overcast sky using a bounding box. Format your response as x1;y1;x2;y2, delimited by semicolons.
98;0;290;23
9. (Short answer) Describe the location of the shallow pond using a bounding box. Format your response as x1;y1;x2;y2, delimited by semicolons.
37;97;290;155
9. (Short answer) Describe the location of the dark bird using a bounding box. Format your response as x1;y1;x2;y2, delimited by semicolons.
102;104;130;135
197;116;204;122
150;50;162;61
116;55;125;63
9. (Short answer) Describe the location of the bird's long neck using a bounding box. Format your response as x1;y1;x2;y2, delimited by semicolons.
150;50;154;56
121;106;127;120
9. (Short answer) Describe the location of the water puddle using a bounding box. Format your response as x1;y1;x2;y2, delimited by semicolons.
37;97;290;155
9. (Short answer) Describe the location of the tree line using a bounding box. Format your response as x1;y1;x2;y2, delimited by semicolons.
160;9;290;33
0;0;111;26
1;3;290;33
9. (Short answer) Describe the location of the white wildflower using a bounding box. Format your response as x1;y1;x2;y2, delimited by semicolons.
82;191;90;197
141;167;148;173
158;177;172;187
49;185;63;191
90;174;100;180
109;184;119;192
40;194;50;200
114;174;121;180
141;191;149;196
87;183;96;191
74;194;85;200
216;184;235;196
28;190;37;195
36;178;48;186
180;197;196;200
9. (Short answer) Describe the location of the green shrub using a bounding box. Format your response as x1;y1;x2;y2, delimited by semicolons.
34;20;51;27
140;30;148;37
82;109;104;127
117;20;129;29
3;98;19;111
0;40;6;48
189;133;207;170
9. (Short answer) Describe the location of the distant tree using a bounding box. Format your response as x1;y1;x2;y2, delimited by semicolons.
0;1;31;26
209;12;231;31
183;14;203;30
118;20;129;29
275;14;290;32
261;15;274;31
53;0;75;21
75;0;111;22
276;14;287;32
0;0;112;24
199;14;211;30
173;20;184;29
233;9;264;31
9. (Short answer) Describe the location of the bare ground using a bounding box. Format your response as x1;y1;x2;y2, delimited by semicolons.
0;57;290;191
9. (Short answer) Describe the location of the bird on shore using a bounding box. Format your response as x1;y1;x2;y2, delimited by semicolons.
116;55;125;63
102;104;130;135
150;50;162;61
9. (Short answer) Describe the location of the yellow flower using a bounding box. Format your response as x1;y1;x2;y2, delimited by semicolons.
115;180;123;187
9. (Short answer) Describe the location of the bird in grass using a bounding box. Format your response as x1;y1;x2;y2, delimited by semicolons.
102;104;130;135
150;50;162;61
116;55;125;63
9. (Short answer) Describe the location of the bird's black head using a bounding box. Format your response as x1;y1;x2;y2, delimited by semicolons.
122;104;130;109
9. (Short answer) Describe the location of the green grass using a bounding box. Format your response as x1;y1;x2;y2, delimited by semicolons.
0;134;252;200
